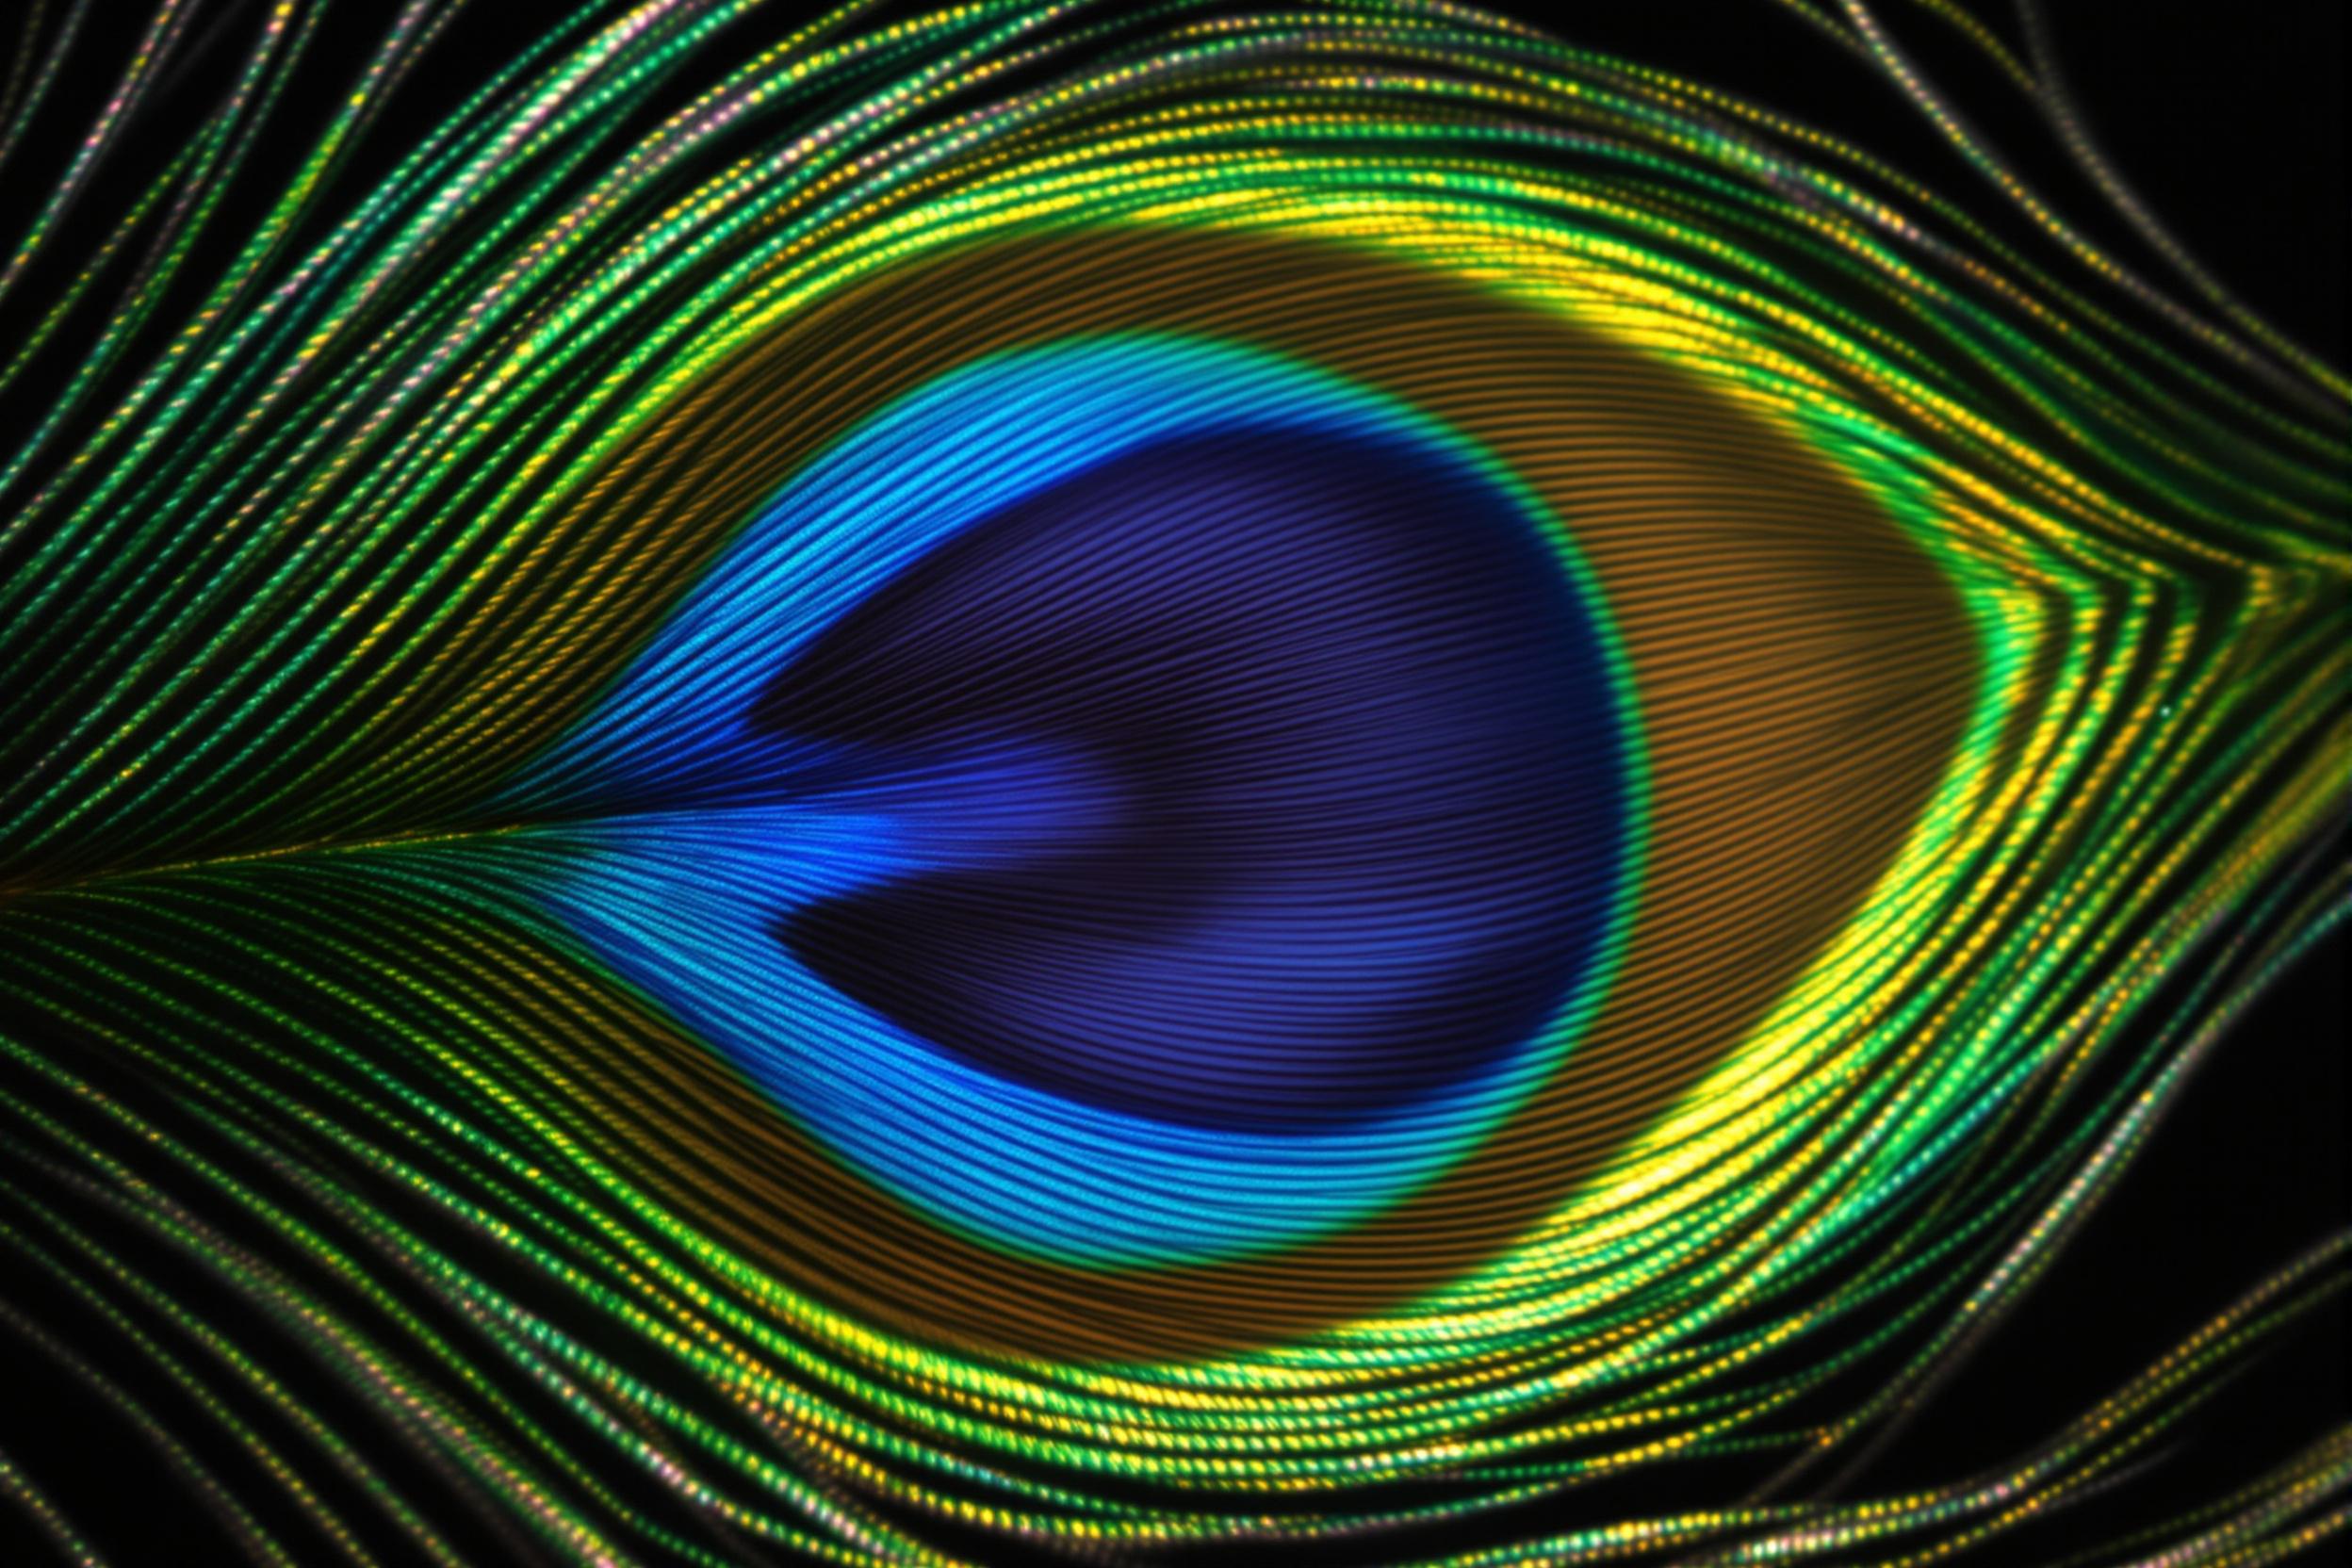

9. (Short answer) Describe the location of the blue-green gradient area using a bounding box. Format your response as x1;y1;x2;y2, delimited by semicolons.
498;335;1636;1268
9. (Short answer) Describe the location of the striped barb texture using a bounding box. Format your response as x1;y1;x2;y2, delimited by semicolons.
0;1;2344;1563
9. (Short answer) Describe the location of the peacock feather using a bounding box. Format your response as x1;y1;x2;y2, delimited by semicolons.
0;1;2344;1563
